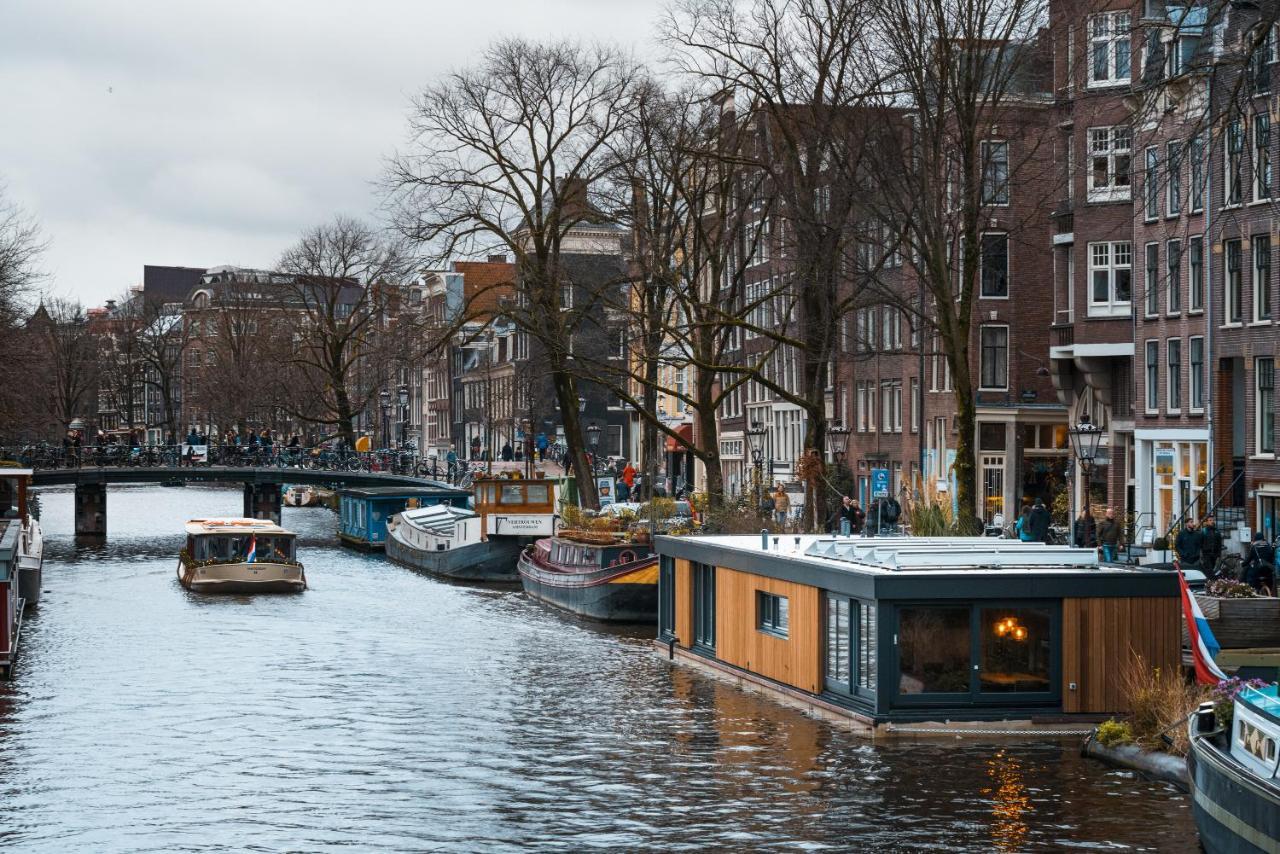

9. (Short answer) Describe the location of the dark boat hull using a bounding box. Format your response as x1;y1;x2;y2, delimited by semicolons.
17;562;40;607
385;530;520;582
1188;730;1280;853
517;548;657;622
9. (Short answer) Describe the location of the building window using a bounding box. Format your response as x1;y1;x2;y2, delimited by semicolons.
980;233;1009;297
1088;126;1132;200
693;563;716;650
1226;239;1243;323
1145;243;1160;315
1258;358;1275;455
757;591;790;638
1168;339;1182;411
1189;236;1204;311
1167;239;1182;314
981;141;1009;205
910;377;920;433
1190;336;1205;411
1190;135;1205;211
1145;147;1160;220
1146;339;1159;413
1256;113;1273;201
1167;140;1182;216
560;284;574;309
1089;12;1131;85
1256;235;1272;321
979;326;1009;390
1089;241;1132;312
825;595;877;699
1227;118;1244;206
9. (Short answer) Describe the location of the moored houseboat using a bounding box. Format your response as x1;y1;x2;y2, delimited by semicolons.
385;477;556;582
337;485;469;550
517;530;658;622
1188;682;1280;853
653;535;1181;734
283;485;318;507
178;518;306;594
0;468;43;678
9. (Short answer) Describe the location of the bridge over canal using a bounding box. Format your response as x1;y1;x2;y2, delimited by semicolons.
30;466;454;535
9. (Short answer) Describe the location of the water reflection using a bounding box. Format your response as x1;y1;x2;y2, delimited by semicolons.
0;486;1195;851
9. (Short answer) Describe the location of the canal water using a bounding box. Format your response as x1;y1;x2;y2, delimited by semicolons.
0;485;1196;852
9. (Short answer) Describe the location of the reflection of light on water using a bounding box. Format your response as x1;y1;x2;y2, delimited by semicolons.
985;748;1031;852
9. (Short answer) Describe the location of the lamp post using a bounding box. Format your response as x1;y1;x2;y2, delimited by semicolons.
1067;413;1104;547
825;422;852;466
379;388;392;453
587;423;601;476
746;419;767;516
397;383;409;452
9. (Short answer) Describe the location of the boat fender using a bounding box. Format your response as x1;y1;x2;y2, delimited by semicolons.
667;636;678;660
618;550;635;565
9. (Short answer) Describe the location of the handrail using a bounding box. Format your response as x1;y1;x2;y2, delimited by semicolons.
1163;464;1244;544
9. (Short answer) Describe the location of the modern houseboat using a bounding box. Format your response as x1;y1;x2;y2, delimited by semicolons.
283;485;318;507
385;476;555;582
178;518;306;594
337;485;469;550
1188;682;1280;853
518;529;658;622
653;535;1180;733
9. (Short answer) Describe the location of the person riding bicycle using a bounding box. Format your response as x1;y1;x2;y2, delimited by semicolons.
1243;532;1276;594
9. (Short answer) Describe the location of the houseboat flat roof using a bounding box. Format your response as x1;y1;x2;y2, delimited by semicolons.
0;468;34;478
337;485;466;498
184;518;293;536
656;535;1177;600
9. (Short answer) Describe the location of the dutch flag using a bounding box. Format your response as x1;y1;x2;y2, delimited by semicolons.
246;534;257;565
1178;569;1227;684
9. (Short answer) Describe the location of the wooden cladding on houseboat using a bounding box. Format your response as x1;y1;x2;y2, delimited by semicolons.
674;558;693;649
1061;596;1180;714
714;568;821;694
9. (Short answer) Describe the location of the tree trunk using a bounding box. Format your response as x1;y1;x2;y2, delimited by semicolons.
333;382;356;449
951;357;979;534
550;369;599;510
642;375;659;503
695;399;723;508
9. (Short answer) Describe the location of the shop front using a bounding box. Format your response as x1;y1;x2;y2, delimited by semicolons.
1134;429;1210;539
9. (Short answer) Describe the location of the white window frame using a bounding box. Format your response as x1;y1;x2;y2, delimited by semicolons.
1167;140;1182;216
980;232;1010;299
1257;357;1276;457
981;140;1010;206
1088;241;1133;317
1256;234;1273;323
1145;242;1160;316
1256;112;1273;202
1088;12;1132;87
1167;238;1182;315
1087;126;1132;202
1145;146;1160;220
1189;335;1205;413
1145;339;1160;414
1167;338;1182;413
979;325;1009;391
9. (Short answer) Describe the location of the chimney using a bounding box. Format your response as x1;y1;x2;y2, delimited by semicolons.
487;254;508;264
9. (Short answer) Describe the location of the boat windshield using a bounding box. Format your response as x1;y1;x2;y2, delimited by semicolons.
1241;684;1280;715
194;534;295;562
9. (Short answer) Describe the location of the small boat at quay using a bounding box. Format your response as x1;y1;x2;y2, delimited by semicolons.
1188;682;1280;852
517;531;658;622
283;485;318;507
178;518;306;594
384;476;556;582
0;468;42;679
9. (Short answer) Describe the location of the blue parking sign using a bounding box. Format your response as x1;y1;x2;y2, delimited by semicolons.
871;468;890;499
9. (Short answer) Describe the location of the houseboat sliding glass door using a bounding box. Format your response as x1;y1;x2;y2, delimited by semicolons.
891;602;1060;708
823;594;877;702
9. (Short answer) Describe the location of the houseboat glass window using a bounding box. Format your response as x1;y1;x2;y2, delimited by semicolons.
658;558;676;640
826;598;851;685
525;484;549;504
693;563;716;651
898;606;970;694
978;608;1052;694
758;591;789;637
858;604;877;693
499;484;525;504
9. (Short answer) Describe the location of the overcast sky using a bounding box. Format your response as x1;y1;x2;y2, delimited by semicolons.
0;0;665;306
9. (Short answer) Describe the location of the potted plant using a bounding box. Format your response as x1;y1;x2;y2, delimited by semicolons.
1192;579;1280;648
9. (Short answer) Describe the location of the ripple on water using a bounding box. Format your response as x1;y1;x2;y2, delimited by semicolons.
0;485;1194;852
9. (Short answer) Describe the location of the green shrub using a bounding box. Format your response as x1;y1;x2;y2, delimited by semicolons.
906;500;952;537
1095;718;1133;748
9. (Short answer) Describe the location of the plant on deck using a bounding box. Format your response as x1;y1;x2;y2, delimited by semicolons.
1211;677;1270;729
1204;578;1260;599
1095;718;1133;748
1117;655;1210;756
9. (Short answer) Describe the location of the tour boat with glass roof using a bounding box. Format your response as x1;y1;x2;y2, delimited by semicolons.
178;518;306;594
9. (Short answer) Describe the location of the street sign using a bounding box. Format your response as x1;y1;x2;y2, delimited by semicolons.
871;468;890;499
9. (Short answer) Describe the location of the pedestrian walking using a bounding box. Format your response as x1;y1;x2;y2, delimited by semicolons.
772;484;789;527
1200;515;1223;575
1015;505;1034;541
1097;508;1123;562
1175;520;1204;571
1073;508;1098;549
1028;498;1051;544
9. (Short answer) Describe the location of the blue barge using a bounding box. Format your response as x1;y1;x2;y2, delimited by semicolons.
338;485;469;550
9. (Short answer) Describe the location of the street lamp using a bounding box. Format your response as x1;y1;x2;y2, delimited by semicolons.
396;383;409;451
746;419;768;515
379;388;392;452
1067;413;1104;547
587;423;601;475
826;422;852;464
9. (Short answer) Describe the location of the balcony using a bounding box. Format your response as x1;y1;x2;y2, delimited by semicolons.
1051;200;1073;235
1051;323;1074;348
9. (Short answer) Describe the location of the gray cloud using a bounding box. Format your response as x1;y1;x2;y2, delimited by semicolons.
0;0;664;303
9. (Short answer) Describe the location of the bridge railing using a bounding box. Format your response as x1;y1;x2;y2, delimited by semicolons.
0;444;465;484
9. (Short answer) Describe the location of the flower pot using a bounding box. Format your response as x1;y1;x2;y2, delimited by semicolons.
1187;594;1280;648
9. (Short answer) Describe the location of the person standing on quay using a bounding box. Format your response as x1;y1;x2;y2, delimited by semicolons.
1097;508;1123;563
1028;498;1051;544
1175;519;1204;571
772;484;789;528
1200;515;1223;575
1073;508;1097;549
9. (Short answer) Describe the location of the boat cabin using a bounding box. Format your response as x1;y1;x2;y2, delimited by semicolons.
395;504;481;552
339;485;469;549
655;535;1181;733
472;477;556;538
184;518;297;564
0;467;32;524
0;520;21;677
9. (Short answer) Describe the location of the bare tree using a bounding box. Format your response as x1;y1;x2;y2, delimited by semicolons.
34;298;101;437
136;300;189;445
386;38;641;510
0;187;47;441
666;0;887;529
863;0;1052;530
276;215;411;448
